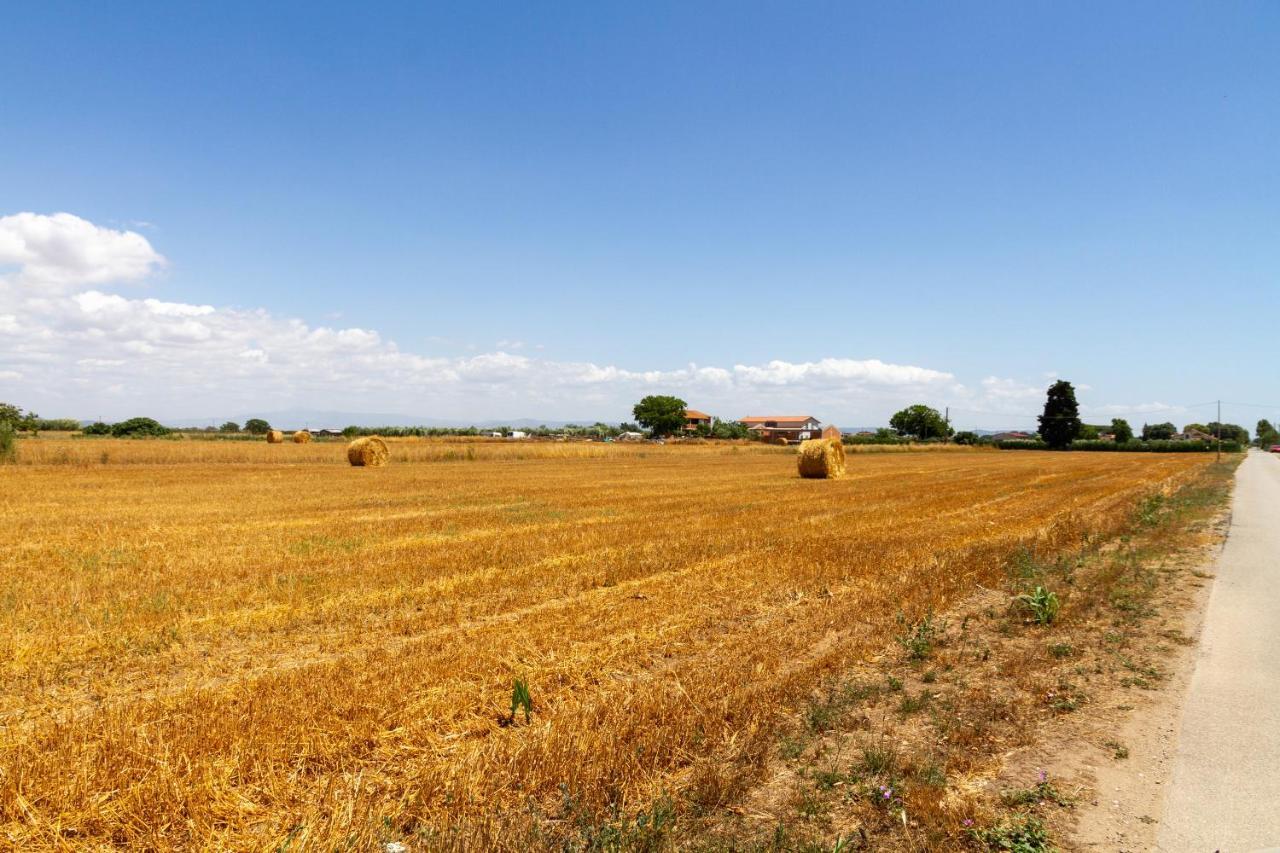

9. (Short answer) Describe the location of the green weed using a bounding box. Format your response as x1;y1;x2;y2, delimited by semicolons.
1015;586;1060;625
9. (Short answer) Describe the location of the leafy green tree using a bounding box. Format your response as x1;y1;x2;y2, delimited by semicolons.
18;411;41;436
1079;424;1100;441
889;404;953;439
0;403;22;425
1142;422;1177;441
1037;381;1082;449
83;421;112;435
953;430;979;445
711;420;752;440
1110;418;1134;444
631;395;687;437
111;417;170;437
1201;422;1249;444
1256;419;1279;448
219;421;241;433
244;418;271;435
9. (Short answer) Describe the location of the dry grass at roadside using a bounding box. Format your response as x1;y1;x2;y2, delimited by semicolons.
695;459;1238;851
0;447;1214;849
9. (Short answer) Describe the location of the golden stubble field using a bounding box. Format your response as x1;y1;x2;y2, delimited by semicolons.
0;440;1211;848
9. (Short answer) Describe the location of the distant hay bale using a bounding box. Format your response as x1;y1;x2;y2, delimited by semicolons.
775;437;790;446
266;430;284;444
293;430;312;444
347;436;389;467
797;438;846;479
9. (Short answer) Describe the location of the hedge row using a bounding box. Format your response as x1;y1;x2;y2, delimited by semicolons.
996;439;1242;453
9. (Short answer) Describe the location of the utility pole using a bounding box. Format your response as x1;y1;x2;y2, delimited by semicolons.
944;406;950;442
1216;399;1222;462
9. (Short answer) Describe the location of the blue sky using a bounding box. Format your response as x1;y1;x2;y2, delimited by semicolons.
1;2;1277;429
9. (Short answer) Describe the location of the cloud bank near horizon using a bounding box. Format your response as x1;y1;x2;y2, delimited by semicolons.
0;212;1166;425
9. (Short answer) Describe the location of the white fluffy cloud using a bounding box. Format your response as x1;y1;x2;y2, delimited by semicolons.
1083;402;1184;418
0;212;166;290
0;211;987;422
978;376;1044;403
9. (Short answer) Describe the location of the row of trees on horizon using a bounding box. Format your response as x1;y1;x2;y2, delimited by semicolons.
1;389;1274;449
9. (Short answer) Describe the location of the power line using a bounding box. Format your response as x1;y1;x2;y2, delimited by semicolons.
1222;401;1280;410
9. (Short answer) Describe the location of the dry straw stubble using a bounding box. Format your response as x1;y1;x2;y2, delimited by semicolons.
0;443;1213;849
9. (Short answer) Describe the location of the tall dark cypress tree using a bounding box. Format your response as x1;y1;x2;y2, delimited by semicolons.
1038;380;1082;449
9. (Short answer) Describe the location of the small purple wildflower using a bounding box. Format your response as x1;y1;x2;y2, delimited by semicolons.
963;819;974;827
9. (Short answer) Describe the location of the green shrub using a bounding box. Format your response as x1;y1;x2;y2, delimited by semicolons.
896;611;940;660
1000;438;1240;453
34;418;82;431
843;433;908;446
110;417;170;437
0;422;15;464
971;813;1051;852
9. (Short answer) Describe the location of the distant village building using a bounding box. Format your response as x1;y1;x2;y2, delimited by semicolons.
741;415;822;444
683;409;713;431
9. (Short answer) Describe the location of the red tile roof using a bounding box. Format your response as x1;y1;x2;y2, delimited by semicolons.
684;410;712;420
741;415;817;425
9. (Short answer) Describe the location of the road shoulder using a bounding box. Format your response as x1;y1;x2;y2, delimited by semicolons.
1025;509;1228;851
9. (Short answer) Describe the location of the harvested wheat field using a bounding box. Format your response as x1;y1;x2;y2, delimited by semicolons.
0;442;1211;849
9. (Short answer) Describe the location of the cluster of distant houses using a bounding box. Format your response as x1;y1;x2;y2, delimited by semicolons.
682;411;840;443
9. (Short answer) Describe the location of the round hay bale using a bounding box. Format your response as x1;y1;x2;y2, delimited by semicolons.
293;430;312;444
797;438;846;479
347;436;389;467
266;430;284;444
775;436;790;446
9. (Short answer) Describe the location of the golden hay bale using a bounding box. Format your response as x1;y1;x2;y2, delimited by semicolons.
797;438;846;479
266;430;284;444
293;430;312;444
775;436;790;446
347;436;389;467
